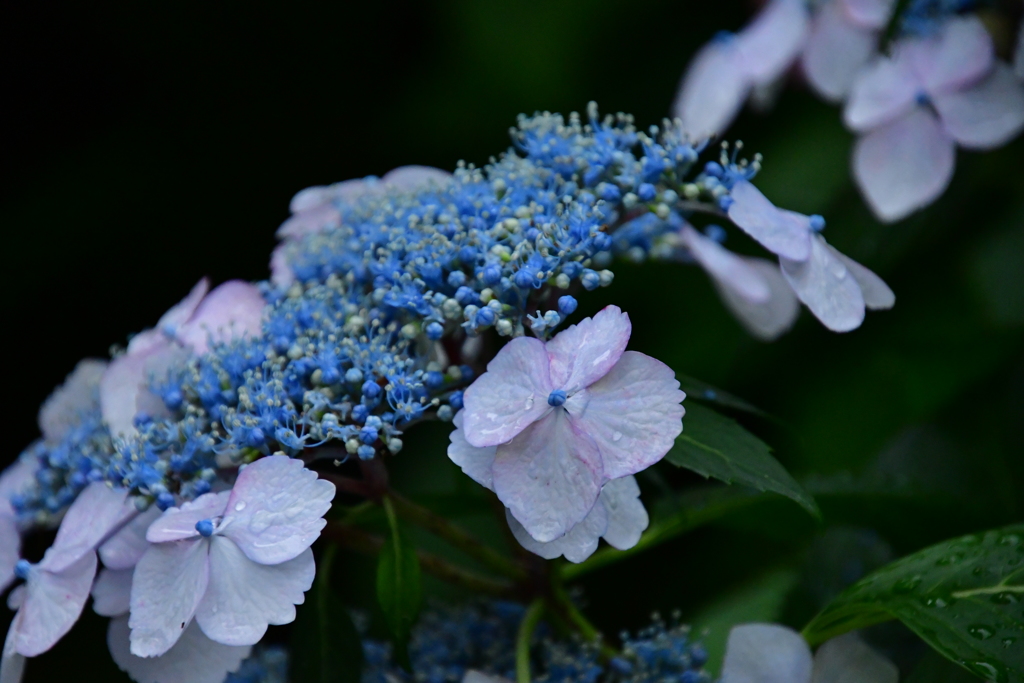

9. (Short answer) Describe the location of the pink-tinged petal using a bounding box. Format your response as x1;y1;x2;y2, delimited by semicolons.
45;483;134;574
934;63;1024;150
91;568;134;617
672;39;750;140
288;178;371;215
463;672;512;683
727;181;812;262
269;243;295;288
219;455;334;565
146;492;230;544
109;615;250;683
851;107;955;222
824;245;895;310
100;351;155;439
1;625;25;683
492;410;604;543
802;3;878;102
155;278;210;337
571;351;684;480
37;359;107;445
6;587;25;611
839;0;895;29
598;476;649;551
276;204;342;240
736;0;810;83
447;411;496;491
843;54;919;131
546;306;631;393
176;281;265;355
721;623;813;683
382;166;453;191
195;540;314;646
461;337;553;448
0;518;19;594
13;550;97;657
811;632;898;683
100;506;160;570
505;498;607;563
716;257;801;341
907;15;994;96
129;538;210;657
0;459;37;519
680;226;771;303
781;235;865;332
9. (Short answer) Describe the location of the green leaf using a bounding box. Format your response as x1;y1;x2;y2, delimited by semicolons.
804;524;1024;683
377;497;422;670
907;651;987;683
676;374;767;417
665;403;819;518
290;546;364;683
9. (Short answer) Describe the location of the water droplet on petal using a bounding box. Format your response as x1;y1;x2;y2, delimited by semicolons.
612;431;622;442
234;502;246;512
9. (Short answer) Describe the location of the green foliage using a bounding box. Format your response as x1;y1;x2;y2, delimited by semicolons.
907;651;987;683
290;546;364;683
376;498;423;670
804;525;1024;683
665;402;819;518
676;374;767;417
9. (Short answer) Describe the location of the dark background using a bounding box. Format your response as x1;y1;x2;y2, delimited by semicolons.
3;1;1022;680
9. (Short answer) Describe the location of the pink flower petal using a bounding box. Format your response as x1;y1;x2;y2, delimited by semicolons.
727;181;812;261
715;257;800;341
492;410;604;543
11;550;97;657
545;306;631;393
0;629;25;683
0;518;19;594
220;455;335;566
381;166;453;191
843;54;919;131
934;63;1024;150
781;235;865;332
155;278;211;337
680;226;771;303
129;538;210;657
505;498;608;563
108;615;251;683
447;411;496;491
0;459;37;519
812;633;898;683
824;244;895;310
673;39;751;140
839;0;895;29
195;540;314;646
736;0;810;83
45;483;134;574
91;568;134;617
175;281;265;355
276;204;342;240
907;15;994;96
721;623;813;683
99;506;160;571
571;351;684;481
37;359;107;445
597;476;648;551
852;107;956;222
145;492;230;544
802;3;878;102
269;243;295;288
100;342;185;438
461;336;553;448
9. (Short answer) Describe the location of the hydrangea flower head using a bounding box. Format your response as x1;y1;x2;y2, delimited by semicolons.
128;456;335;656
844;15;1024;221
452;306;683;543
720;624;897;683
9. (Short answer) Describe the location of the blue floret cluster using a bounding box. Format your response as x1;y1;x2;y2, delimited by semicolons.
14;104;765;520
361;602;711;683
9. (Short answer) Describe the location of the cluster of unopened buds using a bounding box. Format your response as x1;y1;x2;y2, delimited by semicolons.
2;95;904;681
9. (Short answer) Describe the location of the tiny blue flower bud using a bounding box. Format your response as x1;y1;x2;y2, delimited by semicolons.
437;405;453;421
248;427;266;447
193;480;211;496
581;269;601;291
345;367;364;384
609;658;634;675
449;390;464;410
458;246;478;265
426;321;444;340
359;426;379;444
809;214;826;232
357;445;376;460
447;270;467;287
561;261;582;279
425;371;445;389
593;232;612;251
455;286;478;305
558;295;578;316
482;263;502;285
352;404;369;423
475;307;496;327
163;387;183;411
14;559;32;581
681;671;702;683
703;224;727;243
704;161;724;177
718;195;734;210
548;389;567;407
513;268;535;289
637;183;657;201
362;380;382;398
156;492;176;511
365;416;383;429
689;644;708;667
195;519;214;537
459;365;474;382
598;184;621;202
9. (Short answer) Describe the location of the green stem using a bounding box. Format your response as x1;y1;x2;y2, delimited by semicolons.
388;490;528;581
516;599;545;683
561;490;760;580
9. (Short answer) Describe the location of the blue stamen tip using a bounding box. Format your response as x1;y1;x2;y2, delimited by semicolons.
548;389;567;407
195;519;215;537
14;559;32;581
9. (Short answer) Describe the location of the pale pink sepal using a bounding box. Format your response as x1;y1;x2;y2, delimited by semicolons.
933;63;1024;150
